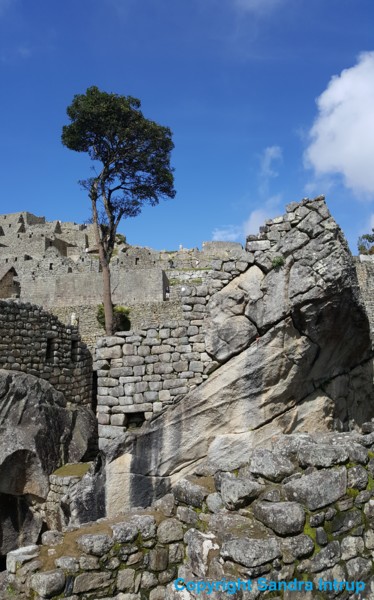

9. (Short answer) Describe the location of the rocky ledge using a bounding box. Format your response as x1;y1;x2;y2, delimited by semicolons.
6;426;374;599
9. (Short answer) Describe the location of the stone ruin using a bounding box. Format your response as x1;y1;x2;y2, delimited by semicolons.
1;196;374;599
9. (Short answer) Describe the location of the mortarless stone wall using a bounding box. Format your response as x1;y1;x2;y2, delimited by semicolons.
0;299;92;405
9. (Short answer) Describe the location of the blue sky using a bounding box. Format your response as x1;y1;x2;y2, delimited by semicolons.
1;0;374;252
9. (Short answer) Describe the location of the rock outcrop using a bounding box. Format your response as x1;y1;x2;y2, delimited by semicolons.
6;427;374;600
81;196;374;515
0;369;97;556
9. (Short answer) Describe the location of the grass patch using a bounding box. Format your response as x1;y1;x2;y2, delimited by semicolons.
53;462;91;478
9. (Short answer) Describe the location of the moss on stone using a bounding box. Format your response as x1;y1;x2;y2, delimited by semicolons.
52;462;91;477
346;487;360;498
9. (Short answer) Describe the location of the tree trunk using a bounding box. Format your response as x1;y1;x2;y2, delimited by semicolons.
101;259;114;336
91;187;114;335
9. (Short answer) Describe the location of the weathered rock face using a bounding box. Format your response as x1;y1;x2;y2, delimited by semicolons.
0;369;97;555
7;428;374;600
85;197;373;514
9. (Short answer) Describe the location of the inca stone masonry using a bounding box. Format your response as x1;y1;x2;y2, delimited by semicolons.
3;197;374;599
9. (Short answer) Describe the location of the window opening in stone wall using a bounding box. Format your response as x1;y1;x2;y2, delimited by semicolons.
49;263;53;270
8;224;11;228
127;412;145;429
45;338;54;363
68;267;72;273
135;257;139;265
14;257;17;262
0;226;4;236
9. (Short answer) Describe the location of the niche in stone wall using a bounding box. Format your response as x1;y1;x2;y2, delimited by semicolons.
0;226;4;236
127;412;145;429
45;338;55;363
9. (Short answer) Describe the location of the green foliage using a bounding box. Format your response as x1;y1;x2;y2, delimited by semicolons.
358;229;374;255
61;86;176;246
116;233;127;244
97;304;131;332
272;255;285;268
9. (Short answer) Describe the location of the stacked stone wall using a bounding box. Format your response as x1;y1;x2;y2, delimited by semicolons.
0;299;92;405
94;246;254;448
355;256;374;335
7;427;374;600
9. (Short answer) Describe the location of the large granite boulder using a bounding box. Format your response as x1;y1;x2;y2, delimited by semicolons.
95;197;374;513
0;369;97;555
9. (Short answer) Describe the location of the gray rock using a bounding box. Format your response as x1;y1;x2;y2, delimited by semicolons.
281;535;314;563
173;479;208;508
6;544;40;574
220;473;263;509
304;541;341;573
76;534;113;556
184;529;220;577
41;530;64;546
130;515;156;540
249;449;295;482
206;492;224;513
340;536;364;560
30;570;66;597
284;467;347;510
117;568;136;592
221;536;281;568
347;465;368;490
148;547;168;571
55;556;80;572
253;501;305;535
330;509;362;535
157;519;184;543
297;444;348;468
111;522;138;543
346;557;372;580
90;199;374;510
315;527;328;546
73;571;112;593
0;370;96;554
153;494;175;517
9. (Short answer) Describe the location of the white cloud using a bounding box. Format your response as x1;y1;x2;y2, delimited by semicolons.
260;145;282;179
234;0;284;15
259;145;282;195
212;195;282;242
212;225;243;242
304;51;374;197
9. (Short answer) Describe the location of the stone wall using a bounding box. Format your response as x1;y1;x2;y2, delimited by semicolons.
20;268;168;308
94;245;254;448
6;426;374;600
0;299;92;405
355;256;374;335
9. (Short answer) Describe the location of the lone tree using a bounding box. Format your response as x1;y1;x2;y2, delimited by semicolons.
62;86;175;334
358;229;374;255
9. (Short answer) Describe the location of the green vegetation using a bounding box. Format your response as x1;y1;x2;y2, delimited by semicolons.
62;85;175;334
115;233;127;245
271;255;285;268
53;463;91;477
358;229;374;255
346;487;360;498
97;304;131;332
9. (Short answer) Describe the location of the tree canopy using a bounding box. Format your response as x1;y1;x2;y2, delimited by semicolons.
62;86;176;334
358;230;374;255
